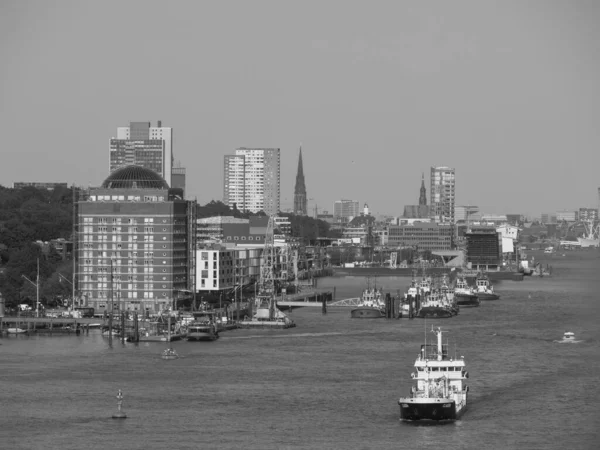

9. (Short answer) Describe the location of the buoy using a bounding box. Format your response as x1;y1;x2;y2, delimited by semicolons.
112;389;127;419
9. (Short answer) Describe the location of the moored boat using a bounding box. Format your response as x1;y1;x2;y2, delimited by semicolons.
398;327;469;421
416;291;455;319
454;277;480;307
351;279;386;318
474;273;499;300
7;327;27;334
187;311;219;341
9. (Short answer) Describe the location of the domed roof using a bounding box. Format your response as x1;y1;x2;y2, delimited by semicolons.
102;165;169;189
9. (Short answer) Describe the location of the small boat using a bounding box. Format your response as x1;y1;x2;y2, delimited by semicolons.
473;273;499;301
7;327;27;334
187;312;219;341
398;327;469;421
161;315;179;359
563;332;575;341
161;348;179;360
351;286;386;318
554;331;582;343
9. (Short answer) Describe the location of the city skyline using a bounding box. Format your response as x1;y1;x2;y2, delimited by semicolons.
1;1;600;217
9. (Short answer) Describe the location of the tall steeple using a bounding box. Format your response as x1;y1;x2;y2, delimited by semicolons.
293;146;307;216
419;173;427;206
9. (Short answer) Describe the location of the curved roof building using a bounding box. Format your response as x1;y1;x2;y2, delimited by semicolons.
102;165;170;190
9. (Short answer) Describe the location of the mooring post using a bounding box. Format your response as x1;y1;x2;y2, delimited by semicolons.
321;294;327;315
121;312;125;344
133;312;139;342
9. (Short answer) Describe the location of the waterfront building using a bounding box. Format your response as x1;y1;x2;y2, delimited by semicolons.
196;244;259;293
387;222;454;251
77;166;196;314
223;148;281;216
465;225;502;270
333;199;360;224
578;207;598;221
556;210;578;223
109;121;175;187
196;216;251;243
430;166;455;223
13;182;68;190
293;147;307;216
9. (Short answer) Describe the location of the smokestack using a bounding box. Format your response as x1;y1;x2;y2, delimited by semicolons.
157;120;162;128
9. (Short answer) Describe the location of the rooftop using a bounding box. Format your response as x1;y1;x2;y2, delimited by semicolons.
102;165;169;190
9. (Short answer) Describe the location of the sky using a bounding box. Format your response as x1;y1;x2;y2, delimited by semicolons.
1;0;599;218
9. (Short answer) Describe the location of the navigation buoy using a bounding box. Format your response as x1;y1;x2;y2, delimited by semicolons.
111;389;127;419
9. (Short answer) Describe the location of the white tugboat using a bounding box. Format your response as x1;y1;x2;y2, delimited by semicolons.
398;327;469;421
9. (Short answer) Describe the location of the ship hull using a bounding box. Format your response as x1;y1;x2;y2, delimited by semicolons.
351;307;385;318
399;399;464;421
477;292;500;301
454;295;480;307
416;307;454;319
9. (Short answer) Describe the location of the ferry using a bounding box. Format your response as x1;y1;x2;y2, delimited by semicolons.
398;327;469;421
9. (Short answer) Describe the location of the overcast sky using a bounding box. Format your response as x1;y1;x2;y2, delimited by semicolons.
1;0;599;218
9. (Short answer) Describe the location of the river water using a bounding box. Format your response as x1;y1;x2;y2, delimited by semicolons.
1;250;599;450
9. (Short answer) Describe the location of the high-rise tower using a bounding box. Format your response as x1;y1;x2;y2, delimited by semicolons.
293;146;307;216
419;173;427;206
430;166;456;223
223;148;281;216
109;121;174;186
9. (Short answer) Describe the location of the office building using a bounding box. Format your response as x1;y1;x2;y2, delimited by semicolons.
556;210;578;223
223;148;281;216
387;222;454;251
430;166;456;223
465;225;502;270
333;199;360;224
109;121;174;186
77;166;196;314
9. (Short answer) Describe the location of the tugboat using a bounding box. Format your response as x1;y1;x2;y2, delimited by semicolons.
474;273;500;300
416;291;455;319
454;277;480;307
351;277;386;318
398;327;469;421
351;287;385;318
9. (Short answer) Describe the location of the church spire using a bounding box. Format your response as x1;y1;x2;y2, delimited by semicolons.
293;146;307;216
419;172;427;206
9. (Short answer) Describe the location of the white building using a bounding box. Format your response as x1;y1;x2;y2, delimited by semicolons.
110;121;173;186
333;199;360;224
454;205;479;223
430;166;456;223
223;148;281;216
556;210;578;223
